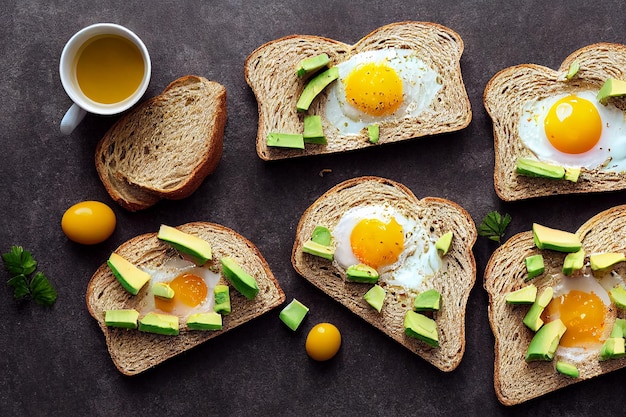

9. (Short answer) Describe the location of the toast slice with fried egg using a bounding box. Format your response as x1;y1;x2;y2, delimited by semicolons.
485;205;626;405
291;176;477;371
86;222;285;375
484;43;626;201
245;21;472;161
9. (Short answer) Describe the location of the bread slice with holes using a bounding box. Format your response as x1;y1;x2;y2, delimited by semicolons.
245;21;471;161
86;222;285;375
95;75;227;211
484;42;626;201
291;176;476;371
484;205;626;405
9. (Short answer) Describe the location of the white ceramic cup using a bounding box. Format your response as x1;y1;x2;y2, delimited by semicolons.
59;23;151;135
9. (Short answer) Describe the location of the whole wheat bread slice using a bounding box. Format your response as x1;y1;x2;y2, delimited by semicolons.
86;222;285;375
484;205;626;405
245;22;472;161
95;75;227;211
484;43;626;202
291;177;476;371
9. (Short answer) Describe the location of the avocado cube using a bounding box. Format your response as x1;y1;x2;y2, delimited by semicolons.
187;312;222;331
524;254;545;281
600;337;626;361
563;249;585;276
157;225;212;266
525;319;566;361
107;252;151;295
302;240;334;261
505;284;537;304
139;312;179;336
612;318;626;338
220;257;259;300
565;60;580;81
364;284;386;313
609;286;626;309
404;310;439;348
105;309;139;329
523;286;554;331
346;264;379;284
597;78;626;105
296;53;330;77
296;67;339;112
367;123;379;144
556;361;579;378
311;226;332;246
413;289;441;312
532;223;582;253
279;299;310;331
267;133;305;149
213;284;231;316
516;158;565;180
303;115;327;144
564;167;581;182
435;231;453;256
152;282;175;299
589;252;626;271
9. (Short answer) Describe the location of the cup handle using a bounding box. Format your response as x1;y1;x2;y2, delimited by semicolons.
60;103;87;135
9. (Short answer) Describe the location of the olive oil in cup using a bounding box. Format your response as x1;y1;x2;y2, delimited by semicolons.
59;23;151;135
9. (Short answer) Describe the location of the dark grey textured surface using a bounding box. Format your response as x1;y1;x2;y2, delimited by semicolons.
2;1;626;415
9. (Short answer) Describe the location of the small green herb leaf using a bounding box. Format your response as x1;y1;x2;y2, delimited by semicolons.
29;272;57;306
2;246;37;275
478;211;512;244
2;246;56;306
7;274;30;299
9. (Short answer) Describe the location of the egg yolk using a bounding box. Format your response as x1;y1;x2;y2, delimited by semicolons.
350;217;404;270
305;323;342;361
541;290;607;347
343;62;403;116
61;200;116;245
543;95;602;154
155;273;208;312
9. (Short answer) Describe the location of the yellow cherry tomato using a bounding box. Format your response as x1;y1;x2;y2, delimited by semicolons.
61;201;116;244
305;322;341;361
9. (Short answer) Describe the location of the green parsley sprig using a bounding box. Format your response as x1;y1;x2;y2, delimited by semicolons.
2;246;57;306
478;211;512;244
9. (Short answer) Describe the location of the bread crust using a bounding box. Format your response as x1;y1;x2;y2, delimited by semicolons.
291;176;476;371
86;222;285;375
95;75;227;211
245;21;472;161
484;205;626;405
484;43;626;201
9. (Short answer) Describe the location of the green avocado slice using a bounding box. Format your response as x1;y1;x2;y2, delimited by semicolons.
532;223;582;253
105;309;139;329
139;312;179;336
187;312;222;331
220;257;259;300
364;284;386;313
404;310;439;348
157;225;212;266
296;67;339;112
279;299;310;331
525;318;566;361
107;252;151;295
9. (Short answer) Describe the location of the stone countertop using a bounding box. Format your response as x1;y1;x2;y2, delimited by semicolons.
2;1;626;416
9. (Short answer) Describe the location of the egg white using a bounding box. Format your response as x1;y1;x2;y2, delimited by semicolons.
518;90;626;172
551;270;622;362
325;49;443;134
332;204;441;291
139;257;221;321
